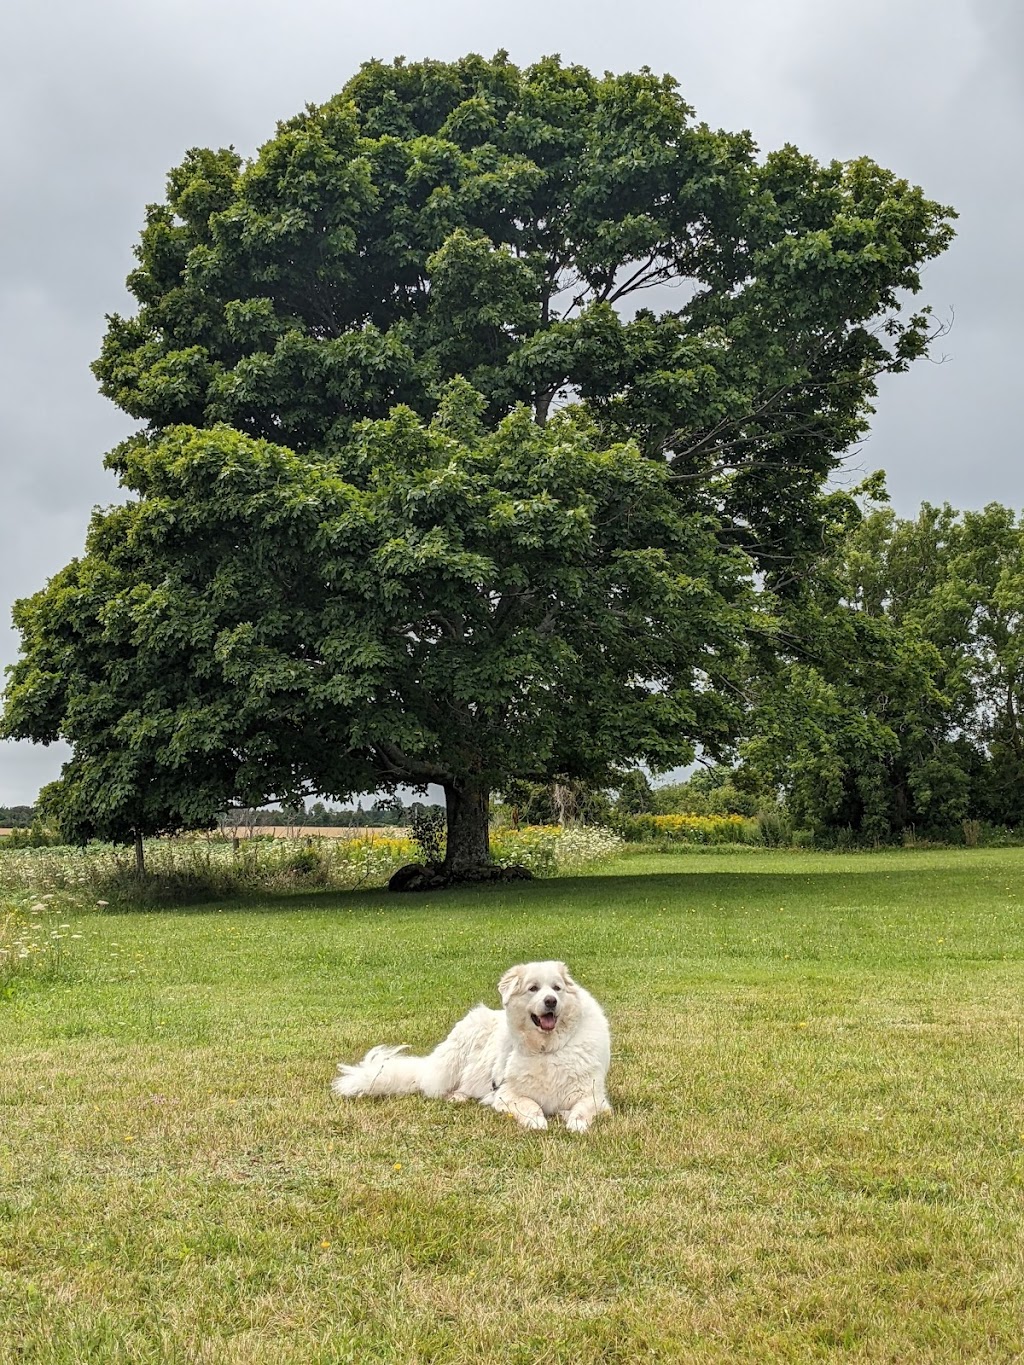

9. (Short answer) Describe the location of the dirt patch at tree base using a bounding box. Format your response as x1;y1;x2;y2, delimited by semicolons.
388;862;534;892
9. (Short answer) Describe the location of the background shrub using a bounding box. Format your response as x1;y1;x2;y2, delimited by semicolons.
615;812;758;845
410;809;446;865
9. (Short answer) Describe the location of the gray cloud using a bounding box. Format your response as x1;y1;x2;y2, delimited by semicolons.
2;0;1020;803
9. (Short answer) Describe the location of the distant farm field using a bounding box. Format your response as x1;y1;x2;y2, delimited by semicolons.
2;847;1023;1362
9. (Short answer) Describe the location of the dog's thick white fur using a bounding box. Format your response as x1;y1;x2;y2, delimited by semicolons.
332;961;611;1132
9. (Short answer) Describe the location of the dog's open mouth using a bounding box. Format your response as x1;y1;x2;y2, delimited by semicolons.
531;1011;558;1032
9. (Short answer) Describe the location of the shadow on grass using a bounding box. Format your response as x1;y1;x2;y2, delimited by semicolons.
93;855;1001;918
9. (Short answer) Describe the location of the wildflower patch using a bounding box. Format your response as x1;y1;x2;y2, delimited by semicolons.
618;812;758;844
0;825;622;904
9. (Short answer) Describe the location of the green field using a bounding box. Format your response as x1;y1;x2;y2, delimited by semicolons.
2;848;1023;1362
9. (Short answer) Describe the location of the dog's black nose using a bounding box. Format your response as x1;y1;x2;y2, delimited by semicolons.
543;995;558;1010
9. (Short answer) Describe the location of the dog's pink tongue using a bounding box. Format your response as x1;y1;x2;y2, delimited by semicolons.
537;1012;558;1031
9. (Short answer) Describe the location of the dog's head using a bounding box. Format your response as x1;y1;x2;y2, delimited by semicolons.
497;961;579;1042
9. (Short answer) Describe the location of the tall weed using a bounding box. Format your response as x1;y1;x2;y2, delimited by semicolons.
0;895;79;997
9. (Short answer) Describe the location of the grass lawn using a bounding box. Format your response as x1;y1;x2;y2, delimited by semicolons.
2;847;1023;1362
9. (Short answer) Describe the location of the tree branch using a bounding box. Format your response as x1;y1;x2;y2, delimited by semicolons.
372;741;451;785
607;256;674;303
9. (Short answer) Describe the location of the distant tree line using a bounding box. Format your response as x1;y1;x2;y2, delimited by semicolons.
0;805;36;828
1;799;444;836
221;798;444;829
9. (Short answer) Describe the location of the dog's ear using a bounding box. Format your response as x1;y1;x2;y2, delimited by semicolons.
497;966;523;1004
556;962;577;991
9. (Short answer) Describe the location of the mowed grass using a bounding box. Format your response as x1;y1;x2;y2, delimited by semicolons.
1;848;1023;1363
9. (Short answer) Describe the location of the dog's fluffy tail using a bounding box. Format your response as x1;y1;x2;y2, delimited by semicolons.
332;1044;439;1099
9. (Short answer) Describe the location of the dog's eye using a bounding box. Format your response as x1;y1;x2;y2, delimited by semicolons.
528;984;539;993
553;984;562;991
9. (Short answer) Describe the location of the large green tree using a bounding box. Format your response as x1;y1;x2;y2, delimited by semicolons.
3;54;955;873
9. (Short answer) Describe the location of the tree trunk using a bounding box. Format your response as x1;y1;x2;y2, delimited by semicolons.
134;830;146;877
893;774;909;834
552;781;577;826
443;779;491;873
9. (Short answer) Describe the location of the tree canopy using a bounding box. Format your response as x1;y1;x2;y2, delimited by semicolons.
95;51;953;573
2;53;956;873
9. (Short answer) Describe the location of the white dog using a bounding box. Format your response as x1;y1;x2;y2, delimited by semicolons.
332;961;611;1132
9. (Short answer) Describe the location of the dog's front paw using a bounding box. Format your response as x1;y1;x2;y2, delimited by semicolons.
519;1111;548;1131
564;1113;592;1133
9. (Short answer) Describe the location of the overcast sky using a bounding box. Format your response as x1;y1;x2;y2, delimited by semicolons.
1;0;1021;805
